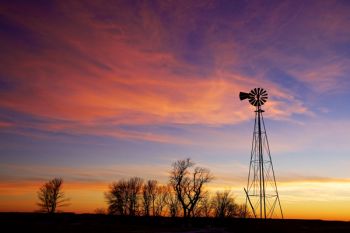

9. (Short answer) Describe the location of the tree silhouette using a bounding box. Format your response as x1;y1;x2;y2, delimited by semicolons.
169;158;213;218
168;188;181;217
106;179;128;215
37;178;69;213
142;180;157;216
236;203;251;218
106;177;143;216
212;190;237;218
127;177;143;216
154;185;169;216
193;193;212;217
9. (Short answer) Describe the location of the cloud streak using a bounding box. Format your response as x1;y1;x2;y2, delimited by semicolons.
0;1;316;143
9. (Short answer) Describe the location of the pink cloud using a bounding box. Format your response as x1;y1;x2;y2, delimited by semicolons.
0;1;313;143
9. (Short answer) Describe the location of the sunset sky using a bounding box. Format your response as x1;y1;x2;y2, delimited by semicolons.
1;0;350;220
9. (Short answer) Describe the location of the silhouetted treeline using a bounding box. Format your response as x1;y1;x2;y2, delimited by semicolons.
36;159;249;218
105;177;173;216
105;158;249;218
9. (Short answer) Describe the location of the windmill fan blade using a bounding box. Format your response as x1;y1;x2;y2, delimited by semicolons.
249;98;257;106
252;88;257;95
239;92;250;101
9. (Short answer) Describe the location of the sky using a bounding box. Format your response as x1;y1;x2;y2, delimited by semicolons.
1;0;350;220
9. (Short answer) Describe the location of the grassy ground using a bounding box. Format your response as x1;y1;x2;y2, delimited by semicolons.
1;213;350;233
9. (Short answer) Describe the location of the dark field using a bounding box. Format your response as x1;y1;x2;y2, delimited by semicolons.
1;213;350;233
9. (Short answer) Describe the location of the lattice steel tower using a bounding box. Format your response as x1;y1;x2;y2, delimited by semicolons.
239;88;283;219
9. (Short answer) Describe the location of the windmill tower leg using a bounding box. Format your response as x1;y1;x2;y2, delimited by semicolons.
257;106;267;219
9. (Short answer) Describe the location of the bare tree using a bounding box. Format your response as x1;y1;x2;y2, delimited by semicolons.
167;187;181;217
142;180;157;216
128;177;143;216
169;158;213;218
154;185;169;216
106;177;143;216
193;192;212;217
106;179;129;215
37;178;69;213
212;190;238;218
237;203;252;218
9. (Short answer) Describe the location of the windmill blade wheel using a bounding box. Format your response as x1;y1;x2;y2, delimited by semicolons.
247;88;268;106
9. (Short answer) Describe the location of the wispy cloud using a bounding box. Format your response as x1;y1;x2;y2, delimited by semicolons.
0;1;315;143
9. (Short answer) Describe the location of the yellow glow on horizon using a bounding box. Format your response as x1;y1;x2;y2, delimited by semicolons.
1;180;350;220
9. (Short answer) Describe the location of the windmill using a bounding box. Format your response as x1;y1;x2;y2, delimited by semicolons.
239;88;283;219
